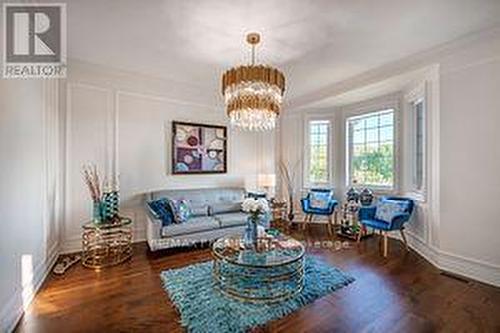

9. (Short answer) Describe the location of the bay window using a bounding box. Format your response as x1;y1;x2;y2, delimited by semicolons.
410;98;426;194
306;120;331;186
346;109;395;189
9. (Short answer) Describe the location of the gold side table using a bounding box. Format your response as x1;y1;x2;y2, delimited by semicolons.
82;217;133;269
270;200;287;227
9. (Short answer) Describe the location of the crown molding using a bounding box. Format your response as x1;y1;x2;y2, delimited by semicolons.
286;24;500;111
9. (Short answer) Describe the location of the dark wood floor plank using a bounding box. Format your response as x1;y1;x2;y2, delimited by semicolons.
15;225;500;333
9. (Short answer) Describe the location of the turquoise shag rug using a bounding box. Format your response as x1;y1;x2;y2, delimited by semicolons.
160;256;354;333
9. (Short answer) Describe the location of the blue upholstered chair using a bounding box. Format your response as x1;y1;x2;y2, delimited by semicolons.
357;196;415;257
300;189;338;236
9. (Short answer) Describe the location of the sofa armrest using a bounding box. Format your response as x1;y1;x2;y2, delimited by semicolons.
145;201;160;221
145;202;163;251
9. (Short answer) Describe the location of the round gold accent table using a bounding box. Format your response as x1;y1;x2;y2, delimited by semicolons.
81;217;133;269
212;233;305;303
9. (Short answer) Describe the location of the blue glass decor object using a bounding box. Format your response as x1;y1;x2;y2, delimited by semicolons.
102;190;120;221
359;188;374;206
92;200;106;224
244;217;258;249
346;186;359;203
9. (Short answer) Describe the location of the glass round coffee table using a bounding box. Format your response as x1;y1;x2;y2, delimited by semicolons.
212;233;305;303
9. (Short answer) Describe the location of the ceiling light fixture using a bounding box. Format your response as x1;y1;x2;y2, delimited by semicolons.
222;33;285;131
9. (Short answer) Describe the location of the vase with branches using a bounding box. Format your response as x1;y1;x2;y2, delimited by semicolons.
82;164;104;223
278;156;302;222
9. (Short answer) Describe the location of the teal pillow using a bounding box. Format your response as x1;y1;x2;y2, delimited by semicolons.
375;200;408;223
147;198;174;226
168;199;192;223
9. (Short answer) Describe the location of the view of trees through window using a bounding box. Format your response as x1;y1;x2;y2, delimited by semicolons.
347;109;394;187
308;120;329;184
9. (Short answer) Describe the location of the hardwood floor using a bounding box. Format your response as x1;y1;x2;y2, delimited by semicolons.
15;224;500;333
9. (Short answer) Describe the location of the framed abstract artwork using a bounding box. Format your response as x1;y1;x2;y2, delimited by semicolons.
172;121;227;174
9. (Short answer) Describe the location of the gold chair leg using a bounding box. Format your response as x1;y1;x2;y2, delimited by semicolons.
357;226;363;243
400;228;409;252
327;215;333;236
303;214;311;231
383;232;388;257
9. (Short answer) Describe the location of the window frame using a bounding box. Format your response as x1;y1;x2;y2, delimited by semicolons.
405;84;428;201
343;96;400;193
304;116;333;188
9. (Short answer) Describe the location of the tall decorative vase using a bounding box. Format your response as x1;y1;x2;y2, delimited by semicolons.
244;217;259;249
359;188;374;206
92;200;105;224
102;189;120;221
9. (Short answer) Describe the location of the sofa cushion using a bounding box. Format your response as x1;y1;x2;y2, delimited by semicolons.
210;202;242;215
215;212;248;228
149;187;245;206
147;198;174;226
190;204;209;217
161;216;219;237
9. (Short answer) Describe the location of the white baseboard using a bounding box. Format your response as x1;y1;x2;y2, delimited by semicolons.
1;242;59;333
392;230;500;287
437;249;500;287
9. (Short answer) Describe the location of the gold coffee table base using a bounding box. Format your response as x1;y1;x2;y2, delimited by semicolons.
212;234;305;303
82;217;132;270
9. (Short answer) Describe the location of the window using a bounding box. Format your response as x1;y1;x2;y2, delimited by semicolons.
307;120;330;185
347;109;395;188
412;99;425;191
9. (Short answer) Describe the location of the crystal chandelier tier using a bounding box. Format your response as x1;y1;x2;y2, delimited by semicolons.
222;33;285;131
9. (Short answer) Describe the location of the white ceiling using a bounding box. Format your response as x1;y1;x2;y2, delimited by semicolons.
66;0;500;104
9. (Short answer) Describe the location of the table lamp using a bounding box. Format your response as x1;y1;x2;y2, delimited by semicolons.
258;174;276;198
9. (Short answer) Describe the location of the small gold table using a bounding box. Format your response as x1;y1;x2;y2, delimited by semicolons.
82;217;133;269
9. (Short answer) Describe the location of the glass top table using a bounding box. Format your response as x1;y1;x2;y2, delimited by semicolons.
82;216;132;230
81;216;133;269
212;233;305;303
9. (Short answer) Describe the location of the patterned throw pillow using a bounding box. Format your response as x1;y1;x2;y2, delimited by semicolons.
375;200;409;223
168;199;192;223
309;191;332;209
147;198;174;226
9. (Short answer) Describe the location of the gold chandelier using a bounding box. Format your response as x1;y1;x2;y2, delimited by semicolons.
222;33;285;131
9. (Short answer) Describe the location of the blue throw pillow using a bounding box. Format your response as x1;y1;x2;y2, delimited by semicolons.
375;200;409;223
309;191;332;209
168;199;192;223
147;198;174;227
